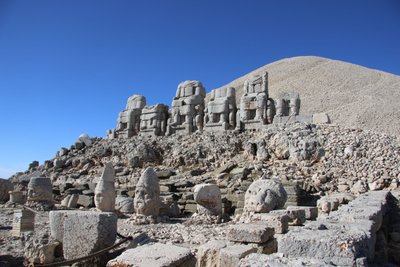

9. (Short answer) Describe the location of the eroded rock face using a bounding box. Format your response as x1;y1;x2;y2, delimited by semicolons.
244;179;287;213
0;178;12;203
94;163;115;212
133;167;160;217
193;184;222;216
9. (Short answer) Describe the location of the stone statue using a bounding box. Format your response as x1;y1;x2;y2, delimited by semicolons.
237;72;271;130
204;87;236;131
115;95;146;138
27;177;53;202
94;162;115;212
243;179;287;213
140;104;169;136
275;92;300;117
166;80;206;135
133;167;160;217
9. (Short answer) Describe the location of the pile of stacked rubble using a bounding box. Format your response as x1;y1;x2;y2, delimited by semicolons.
0;71;399;266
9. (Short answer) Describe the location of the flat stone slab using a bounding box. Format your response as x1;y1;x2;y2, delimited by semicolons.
228;223;274;244
107;243;195;267
63;211;117;260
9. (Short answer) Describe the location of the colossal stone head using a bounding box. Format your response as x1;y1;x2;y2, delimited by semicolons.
94;162;115;212
27;177;53;202
134;167;160;217
244;179;287;213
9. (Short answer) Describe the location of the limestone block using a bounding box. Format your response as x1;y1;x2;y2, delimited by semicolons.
312;112;330;124
270;209;306;226
197;240;227;267
244;179;287;213
286;206;318;220
227;223;274;244
219;244;257;267
107;243;195;267
49;210;81;242
193;184;222;216
63;211;117;260
247;213;289;234
278;220;376;265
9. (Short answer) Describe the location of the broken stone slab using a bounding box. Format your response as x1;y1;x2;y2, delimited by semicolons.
219;244;257;267
107;243;195;267
286;205;318;220
63;211;117;260
227;223;274;244
245;213;289;234
197;240;227;267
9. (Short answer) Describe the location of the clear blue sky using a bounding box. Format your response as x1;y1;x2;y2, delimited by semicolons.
0;0;399;178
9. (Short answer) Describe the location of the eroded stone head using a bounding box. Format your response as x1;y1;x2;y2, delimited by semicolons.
134;167;160;216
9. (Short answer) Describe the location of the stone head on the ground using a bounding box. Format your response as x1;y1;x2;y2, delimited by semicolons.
94;162;115;212
134;167;160;216
193;183;222;216
27;176;53;203
244;179;287;213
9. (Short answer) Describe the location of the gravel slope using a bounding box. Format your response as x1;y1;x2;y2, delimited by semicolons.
211;56;400;136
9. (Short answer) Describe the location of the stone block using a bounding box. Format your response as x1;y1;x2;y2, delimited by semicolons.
249;213;289;234
313;113;330;124
49;210;80;242
270;209;306;225
197;240;227;267
278;219;375;265
219;244;257;267
107;243;195;267
286;206;318;220
63;211;117;260
252;238;277;254
228;223;274;244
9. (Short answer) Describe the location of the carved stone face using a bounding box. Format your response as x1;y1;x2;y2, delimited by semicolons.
94;181;115;212
133;184;159;216
244;179;287;213
27;177;53;202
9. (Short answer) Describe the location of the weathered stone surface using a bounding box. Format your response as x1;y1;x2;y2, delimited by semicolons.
317;195;340;214
239;253;336;267
115;195;134;213
197;240;227;267
49;210;81;242
0;178;12;203
204;87;236;131
237;72;272;130
78;133;92;147
243;179;287;213
245;213;289;234
270;209;306;226
112;94;146;138
219;244;257;267
286;206;318;220
134;167;160;216
27;177;53;203
312;112;331;124
227;223;274;244
193;184;222;216
107;243;195;267
94;162;115;212
167;80;206;135
63;211;117;260
140;104;169;136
